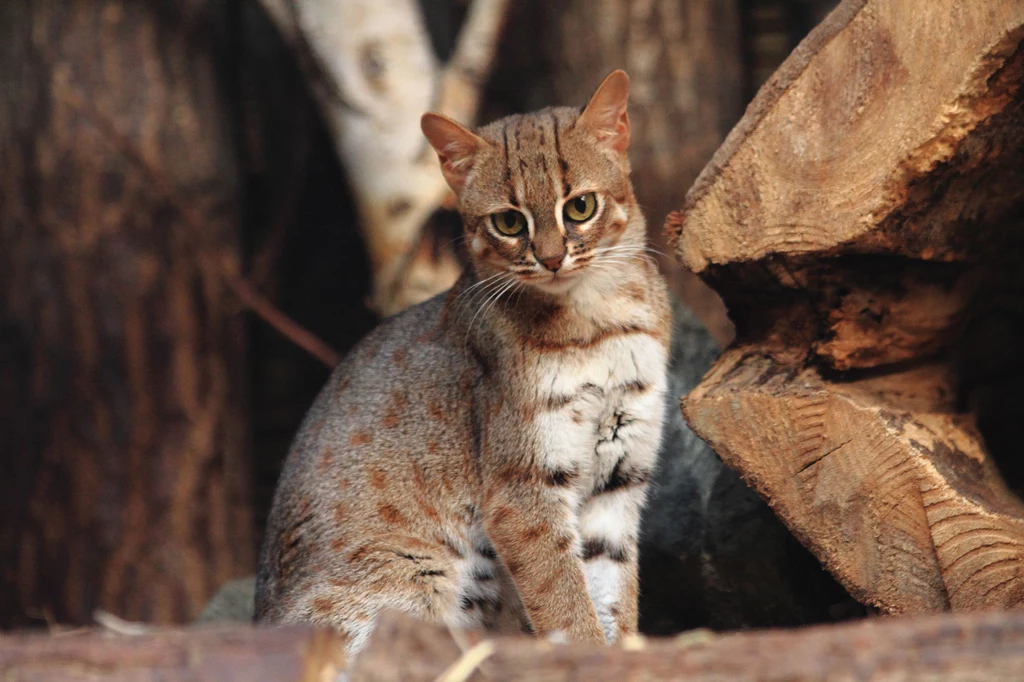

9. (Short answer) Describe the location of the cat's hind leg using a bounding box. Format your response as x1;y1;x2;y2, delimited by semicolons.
288;534;467;654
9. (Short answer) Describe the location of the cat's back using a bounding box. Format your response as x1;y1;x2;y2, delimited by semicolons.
277;290;477;487
257;291;482;618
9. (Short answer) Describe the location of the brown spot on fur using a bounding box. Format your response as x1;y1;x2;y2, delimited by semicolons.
392;347;409;368
555;535;572;552
526;324;660;352
348;545;372;563
422;504;440;522
318;447;333;473
490;505;515;527
331;536;348;551
351;431;373;446
497;466;537;485
312;596;335;615
520;523;549;542
536;572;558;595
378;503;408;526
427;439;440;454
334;503;348;523
413;464;428;491
623;282;646;301
391;391;409;410
505;558;523;575
428;401;446;421
382;411;399;428
367;468;388;490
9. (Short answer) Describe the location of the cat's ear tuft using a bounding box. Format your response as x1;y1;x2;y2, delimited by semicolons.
578;69;631;154
421;113;485;193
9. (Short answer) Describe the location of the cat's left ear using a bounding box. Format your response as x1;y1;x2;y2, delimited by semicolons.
579;69;631;154
421;113;486;193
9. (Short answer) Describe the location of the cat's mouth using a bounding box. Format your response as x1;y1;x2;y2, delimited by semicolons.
518;267;584;293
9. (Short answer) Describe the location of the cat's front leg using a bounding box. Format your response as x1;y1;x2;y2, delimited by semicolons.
582;393;664;640
478;412;605;643
579;482;646;639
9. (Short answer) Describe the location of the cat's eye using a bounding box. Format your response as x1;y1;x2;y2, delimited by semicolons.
493;209;527;236
564;193;597;222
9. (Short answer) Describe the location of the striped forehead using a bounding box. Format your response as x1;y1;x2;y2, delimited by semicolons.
498;111;575;209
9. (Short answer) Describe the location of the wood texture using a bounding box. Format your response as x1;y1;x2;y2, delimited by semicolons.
669;0;1024;613
0;626;346;682
6;610;1024;681
349;609;1024;681
672;0;1024;272
0;0;253;626
684;352;1024;612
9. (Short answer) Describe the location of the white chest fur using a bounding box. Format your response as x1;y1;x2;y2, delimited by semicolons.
528;332;668;483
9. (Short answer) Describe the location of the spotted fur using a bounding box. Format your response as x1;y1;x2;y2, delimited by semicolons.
255;70;670;655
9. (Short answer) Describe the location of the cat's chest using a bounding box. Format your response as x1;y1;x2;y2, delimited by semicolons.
526;332;667;474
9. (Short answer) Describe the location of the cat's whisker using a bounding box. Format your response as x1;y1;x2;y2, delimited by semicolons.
454;273;515;331
464;276;519;350
481;278;519;323
593;243;665;259
453;271;510;305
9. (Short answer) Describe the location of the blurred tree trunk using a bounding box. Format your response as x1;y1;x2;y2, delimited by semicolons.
0;0;253;627
487;0;744;344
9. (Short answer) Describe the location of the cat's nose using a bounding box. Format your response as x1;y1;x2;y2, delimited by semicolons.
539;255;564;272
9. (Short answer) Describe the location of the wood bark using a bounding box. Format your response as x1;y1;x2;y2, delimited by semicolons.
670;0;1024;612
0;0;253;626
489;0;745;344
5;610;1024;681
354;609;1024;681
0;625;346;682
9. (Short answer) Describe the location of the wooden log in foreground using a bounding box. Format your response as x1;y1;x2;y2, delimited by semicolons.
0;625;346;682
6;610;1024;681
669;0;1024;613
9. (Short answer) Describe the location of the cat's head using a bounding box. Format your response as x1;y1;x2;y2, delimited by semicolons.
421;70;643;296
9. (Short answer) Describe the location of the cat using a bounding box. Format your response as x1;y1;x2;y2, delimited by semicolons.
254;70;671;656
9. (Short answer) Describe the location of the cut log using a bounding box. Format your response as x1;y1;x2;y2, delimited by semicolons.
5;610;1024;681
669;0;1024;613
0;626;346;682
348;610;1024;681
0;0;253;625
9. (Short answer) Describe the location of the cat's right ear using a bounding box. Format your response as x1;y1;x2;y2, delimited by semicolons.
421;113;485;193
578;69;631;155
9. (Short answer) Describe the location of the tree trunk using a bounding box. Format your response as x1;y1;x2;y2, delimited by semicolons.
488;0;745;344
670;0;1024;612
0;0;253;627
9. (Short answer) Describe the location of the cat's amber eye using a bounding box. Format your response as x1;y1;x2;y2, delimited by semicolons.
564;193;597;222
493;209;527;236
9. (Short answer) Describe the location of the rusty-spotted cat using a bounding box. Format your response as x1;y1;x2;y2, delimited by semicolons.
255;70;671;655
